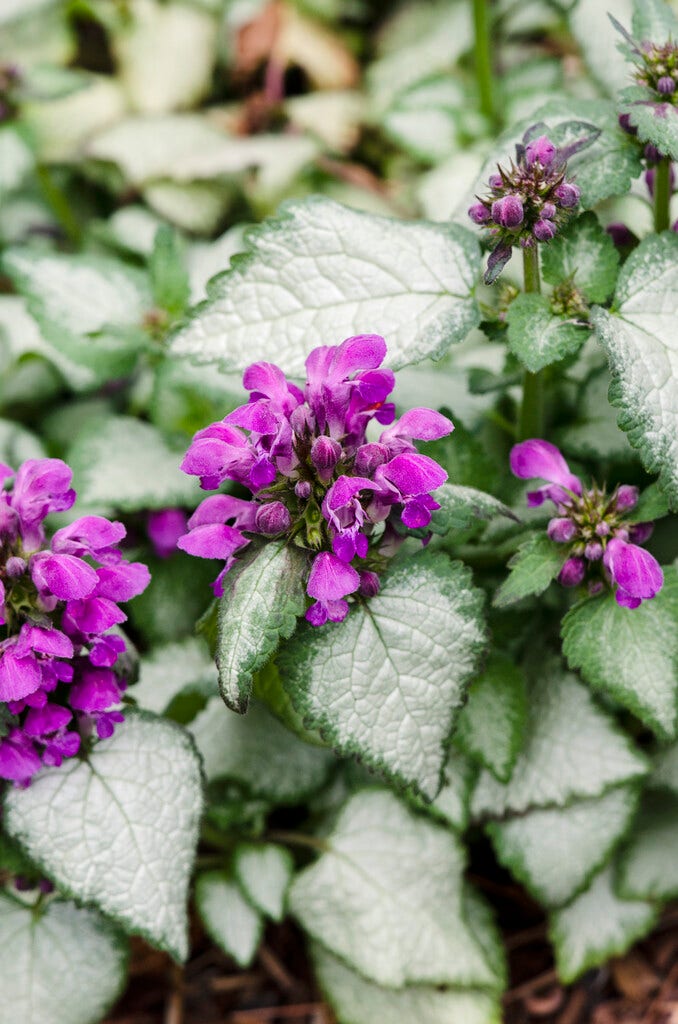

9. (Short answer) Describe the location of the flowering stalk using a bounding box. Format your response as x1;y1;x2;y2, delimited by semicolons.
517;245;544;441
0;459;150;786
472;0;496;126
178;335;453;627
511;439;663;608
654;156;672;232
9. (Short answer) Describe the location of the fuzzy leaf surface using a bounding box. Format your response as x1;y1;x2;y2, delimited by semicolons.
562;568;678;739
506;293;589;373
217;542;308;713
429;483;518;534
493;534;566;608
488;785;639;907
592;233;678;503
312;945;501;1024
549;865;658;984
471;669;647;818
278;553;486;800
190;698;333;803
619;86;678;160
541;212;620;303
195;872;262;968
67;415;199;511
170;197;481;375
4;713;203;961
289;789;501;989
234;843;294;922
456;655;528;782
0;896;128;1024
133;636;216;716
3;249;151;382
618;792;678;900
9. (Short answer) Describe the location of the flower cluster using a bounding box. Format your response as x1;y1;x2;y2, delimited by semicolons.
612;11;678;102
178;335;453;626
511;439;663;608
468;123;598;284
0;459;150;785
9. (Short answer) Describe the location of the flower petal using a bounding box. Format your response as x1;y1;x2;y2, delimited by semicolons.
603;537;664;600
510;439;582;494
306;552;360;602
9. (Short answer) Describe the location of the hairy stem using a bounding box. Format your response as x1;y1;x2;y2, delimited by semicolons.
654;156;672;233
517;246;544;440
472;0;496;125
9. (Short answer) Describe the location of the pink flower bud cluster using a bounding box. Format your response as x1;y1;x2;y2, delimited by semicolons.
0;460;150;786
178;335;454;627
510;440;663;608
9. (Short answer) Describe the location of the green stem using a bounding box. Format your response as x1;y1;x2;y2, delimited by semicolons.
653;156;671;233
472;0;496;126
517;246;544;441
35;164;82;248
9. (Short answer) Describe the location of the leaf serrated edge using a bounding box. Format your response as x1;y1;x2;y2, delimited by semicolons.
3;710;204;964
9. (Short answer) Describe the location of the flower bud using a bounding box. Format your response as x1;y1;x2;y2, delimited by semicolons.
629;521;653;545
355;443;389;476
489;173;503;189
644;143;661;164
295;480;311;500
254;501;291;535
5;556;26;577
554;182;580;209
547;517;576;543
606;222;636;248
658;76;676;94
359;571;380;598
541;202;557;220
595;521;611;537
533;219;557;241
558;556;586;587
311;435;342;482
468;202;491;225
585;541;603;561
615;484;639;512
491;194;524;228
588;580;604;596
618;113;637;136
525;135;556;168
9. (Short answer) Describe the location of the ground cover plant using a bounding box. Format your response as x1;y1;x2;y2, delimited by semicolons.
1;0;678;1021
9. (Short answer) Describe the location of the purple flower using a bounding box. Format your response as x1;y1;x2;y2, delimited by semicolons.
147;508;189;558
553;183;580;208
533;219;557;241
179;335;453;625
468;202;491;224
525;135;557;168
492;195;524;228
509;439;663;607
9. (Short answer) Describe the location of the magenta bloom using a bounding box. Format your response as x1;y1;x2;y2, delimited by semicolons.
179;335;453;623
510;439;663;608
0;459;150;785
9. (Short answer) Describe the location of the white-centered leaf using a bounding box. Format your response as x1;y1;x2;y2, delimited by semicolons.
234;843;294;922
169;196;481;376
278;553;486;801
0;895;128;1024
562;568;678;739
4;713;203;961
312;945;502;1024
421;747;477;832
0;125;33;194
471;668;648;818
488;785;639;908
289;789;500;989
429;483;518;535
592;232;678;504
0;417;46;465
142;179;233;234
2;249;151;382
549;864;658;984
217;541;308;714
649;739;678;794
0;294;97;391
67;415;200;511
618;791;678;901
190;698;333;802
133;636;217;716
456;655;528;782
195;872;262;968
569;0;633;95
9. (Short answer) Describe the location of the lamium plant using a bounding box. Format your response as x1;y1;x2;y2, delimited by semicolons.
0;1;678;1023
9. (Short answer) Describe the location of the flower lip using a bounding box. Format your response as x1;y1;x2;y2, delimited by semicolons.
603;537;663;604
510;439;582;497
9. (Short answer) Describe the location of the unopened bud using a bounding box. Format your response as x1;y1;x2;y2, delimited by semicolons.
606;222;636;248
5;555;26;577
311;435;342;482
468;202;491;225
588;580;604;596
491;194;524;228
618;113;637;136
547;517;576;543
488;173;503;189
629;522;653;545
644;143;661;164
254;501;291;535
595;521;611;537
295;480;311;500
558;556;586;587
658;76;676;94
554;182;580;209
359;571;380;598
615;484;638;512
533;219;557;241
355;443;389;476
541;202;557;220
585;541;603;561
525;135;556;168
